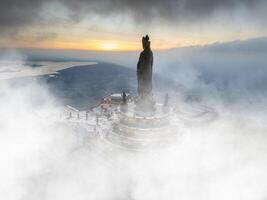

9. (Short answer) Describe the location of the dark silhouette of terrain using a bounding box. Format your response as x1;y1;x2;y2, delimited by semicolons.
45;63;136;109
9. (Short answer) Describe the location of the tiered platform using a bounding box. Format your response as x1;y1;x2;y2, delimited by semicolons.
104;102;176;151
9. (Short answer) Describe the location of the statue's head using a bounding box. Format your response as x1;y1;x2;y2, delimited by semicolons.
142;35;151;50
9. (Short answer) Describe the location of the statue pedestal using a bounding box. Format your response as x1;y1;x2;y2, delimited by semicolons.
104;101;174;151
135;95;156;116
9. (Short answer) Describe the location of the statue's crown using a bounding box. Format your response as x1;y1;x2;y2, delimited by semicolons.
142;35;150;50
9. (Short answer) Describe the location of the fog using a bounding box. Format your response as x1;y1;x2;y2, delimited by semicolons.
1;39;267;199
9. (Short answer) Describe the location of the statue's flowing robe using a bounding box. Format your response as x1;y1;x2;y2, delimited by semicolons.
137;49;153;96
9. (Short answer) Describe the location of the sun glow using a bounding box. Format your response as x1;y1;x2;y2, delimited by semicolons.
99;43;118;51
5;33;230;51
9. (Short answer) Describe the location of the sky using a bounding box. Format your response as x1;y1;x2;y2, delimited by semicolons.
0;0;267;51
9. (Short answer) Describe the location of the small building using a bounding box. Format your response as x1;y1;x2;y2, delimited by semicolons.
101;93;130;105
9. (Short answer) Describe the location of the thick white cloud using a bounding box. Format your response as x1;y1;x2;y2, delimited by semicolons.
1;48;267;199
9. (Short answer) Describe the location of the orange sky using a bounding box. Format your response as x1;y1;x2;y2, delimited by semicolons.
2;31;266;51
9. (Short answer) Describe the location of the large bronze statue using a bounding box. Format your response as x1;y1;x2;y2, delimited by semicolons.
136;35;155;112
137;35;153;96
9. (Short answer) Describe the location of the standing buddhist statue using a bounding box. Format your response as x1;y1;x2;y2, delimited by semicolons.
136;35;155;112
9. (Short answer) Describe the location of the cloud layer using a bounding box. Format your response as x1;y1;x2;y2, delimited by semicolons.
1;48;267;199
0;0;266;34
